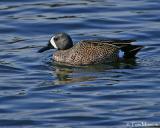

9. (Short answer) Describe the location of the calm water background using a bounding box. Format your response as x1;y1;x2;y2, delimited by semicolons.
0;0;160;128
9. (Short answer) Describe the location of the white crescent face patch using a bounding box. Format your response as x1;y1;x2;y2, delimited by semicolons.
50;36;58;49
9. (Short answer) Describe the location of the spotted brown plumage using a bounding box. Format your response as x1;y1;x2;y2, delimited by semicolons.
38;33;143;66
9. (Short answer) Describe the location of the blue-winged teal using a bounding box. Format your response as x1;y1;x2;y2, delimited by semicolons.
38;32;143;65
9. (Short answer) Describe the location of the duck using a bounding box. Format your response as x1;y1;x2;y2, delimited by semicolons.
38;32;143;65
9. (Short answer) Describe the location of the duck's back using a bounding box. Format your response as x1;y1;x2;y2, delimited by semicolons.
53;40;119;65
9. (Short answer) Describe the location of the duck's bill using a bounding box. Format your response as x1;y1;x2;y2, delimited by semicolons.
38;46;51;53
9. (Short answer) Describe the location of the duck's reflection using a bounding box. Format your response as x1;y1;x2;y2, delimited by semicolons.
52;59;137;85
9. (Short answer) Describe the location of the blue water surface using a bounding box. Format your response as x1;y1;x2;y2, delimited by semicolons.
0;0;160;128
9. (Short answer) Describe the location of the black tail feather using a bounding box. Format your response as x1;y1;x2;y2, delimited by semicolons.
104;39;143;58
120;45;143;58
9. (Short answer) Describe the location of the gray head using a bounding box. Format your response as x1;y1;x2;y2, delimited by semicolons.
38;32;73;53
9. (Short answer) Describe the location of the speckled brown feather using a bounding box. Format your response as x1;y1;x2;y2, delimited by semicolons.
53;39;143;65
53;40;120;65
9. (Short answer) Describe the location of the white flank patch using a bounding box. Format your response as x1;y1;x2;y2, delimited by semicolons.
50;36;58;49
118;50;124;58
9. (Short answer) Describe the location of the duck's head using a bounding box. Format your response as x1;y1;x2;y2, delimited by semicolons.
38;32;73;53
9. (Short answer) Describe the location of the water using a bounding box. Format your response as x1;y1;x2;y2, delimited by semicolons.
0;0;160;128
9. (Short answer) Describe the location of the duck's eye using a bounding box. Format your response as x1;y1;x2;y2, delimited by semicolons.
54;37;58;41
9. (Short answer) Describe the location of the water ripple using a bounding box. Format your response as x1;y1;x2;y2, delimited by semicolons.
0;0;160;128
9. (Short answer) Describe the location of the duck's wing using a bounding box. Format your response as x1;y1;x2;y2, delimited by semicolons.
79;40;120;47
80;39;143;58
94;39;135;46
80;39;135;45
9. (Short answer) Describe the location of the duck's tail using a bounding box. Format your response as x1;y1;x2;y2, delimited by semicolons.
120;44;143;58
109;40;143;58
